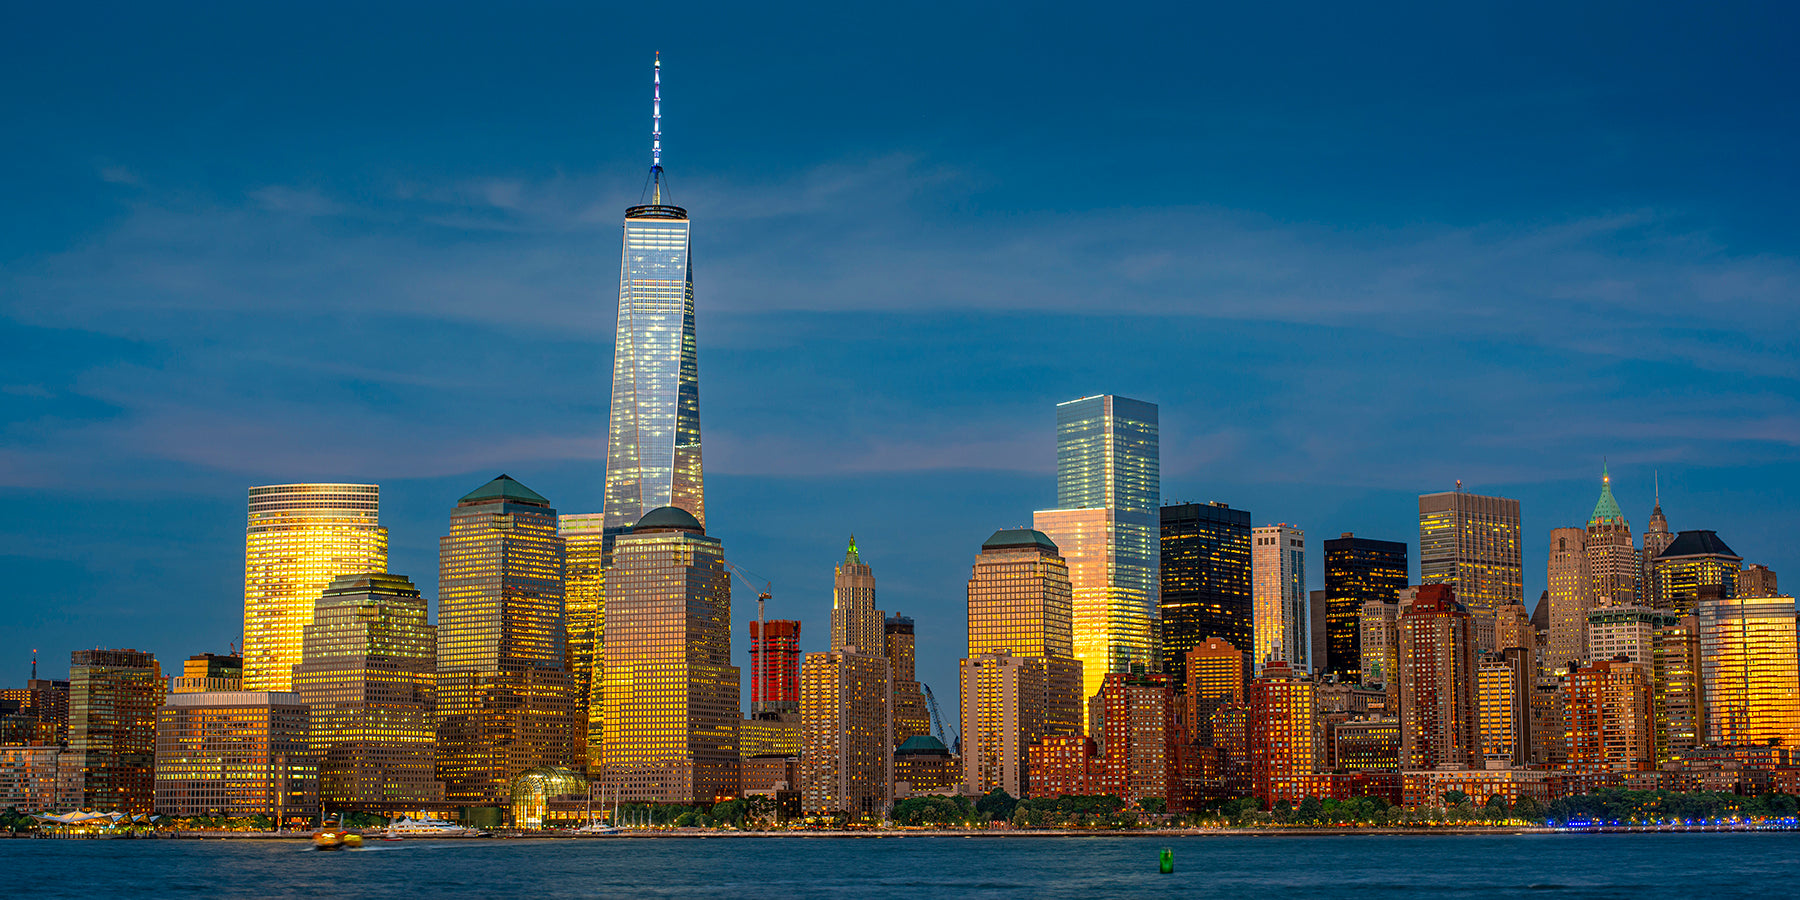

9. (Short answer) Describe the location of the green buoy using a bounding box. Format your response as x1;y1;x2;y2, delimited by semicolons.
1159;847;1174;874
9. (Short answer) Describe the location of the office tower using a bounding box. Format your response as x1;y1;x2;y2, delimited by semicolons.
293;572;442;809
885;614;933;745
1323;534;1408;682
1418;487;1522;651
171;654;242;694
1652;531;1741;614
799;649;892;818
0;674;68;746
602;55;704;531
1089;671;1178;805
0;745;73;812
831;538;884;654
749;619;802;718
1641;489;1674;599
1184;637;1246;746
1248;662;1317;806
1396;586;1477;770
1586;468;1639;608
1585;606;1674;666
1159;502;1253;682
964;529;1083;733
960;652;1048;797
600;507;739;803
1652;615;1704;763
243;483;387;692
68;649;162;814
1565;658;1654;772
1495;603;1533;652
1250;525;1306;673
1696;592;1800;747
435;475;578;806
559;512;606;769
1477;649;1532;767
153;690;318;820
1545;527;1592;673
1358;600;1399;689
1034;395;1159;704
1738;564;1778;597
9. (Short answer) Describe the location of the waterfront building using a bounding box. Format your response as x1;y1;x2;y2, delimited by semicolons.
1652;531;1741;615
1322;534;1408;682
599;507;739;803
1418;487;1522;652
885;614;933;745
1477;649;1533;767
960;652;1049;797
1251;524;1307;674
602;55;704;531
1738;564;1778;597
153;690;318;821
1183;637;1246;746
435;475;578;806
740;717;802;758
749;619;802;718
1586;606;1675;666
1396;586;1478;770
1248;661;1318;806
1652;615;1704;763
799;649;892;818
1034;395;1160;704
1401;768;1557;808
1159;501;1253;682
171;654;242;694
1585;468;1639;607
69;649;162;814
1358;600;1399;689
0;673;69;746
559;511;607;768
963;529;1083;745
892;735;959;795
1566;658;1654;772
293;572;442;809
1028;733;1096;798
0;745;75;811
1333;716;1401;771
1546;526;1592;673
1697;592;1800;747
1091;671;1179;805
831;537;884;654
242;483;387;691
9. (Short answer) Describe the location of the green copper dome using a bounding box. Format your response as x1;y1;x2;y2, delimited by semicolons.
1589;466;1626;526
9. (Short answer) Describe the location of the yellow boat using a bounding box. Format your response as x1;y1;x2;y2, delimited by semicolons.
312;829;364;850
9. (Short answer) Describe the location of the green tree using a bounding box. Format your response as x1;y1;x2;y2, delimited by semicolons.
1297;796;1323;823
975;788;1017;821
1137;797;1166;815
1441;790;1470;806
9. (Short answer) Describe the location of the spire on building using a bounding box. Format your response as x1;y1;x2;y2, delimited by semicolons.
1589;464;1625;526
651;51;663;205
846;534;860;565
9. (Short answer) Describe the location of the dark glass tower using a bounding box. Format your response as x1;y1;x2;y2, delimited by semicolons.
1159;502;1252;683
1322;534;1409;682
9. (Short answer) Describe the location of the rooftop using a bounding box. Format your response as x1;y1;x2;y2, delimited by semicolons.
459;474;549;506
633;506;704;533
1657;530;1740;561
981;528;1059;553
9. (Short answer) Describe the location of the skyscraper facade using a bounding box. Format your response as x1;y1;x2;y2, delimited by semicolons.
68;649;162;814
1034;395;1159;703
293;572;442;809
1358;600;1399;689
1696;593;1800;748
884;615;933;745
559;512;606;769
798;649;892;818
435;475;578;806
1585;469;1639;607
1545;527;1592;674
1652;531;1742;615
242;483;387;692
1641;494;1674;601
1418;488;1522;652
1476;649;1532;767
749;619;802;717
831;538;884;654
1250;524;1306;673
1397;586;1478;770
1322;534;1408;682
602;57;703;532
1248;662;1318;806
1158;502;1252;683
1183;637;1246;746
599;507;739;803
1652;615;1704;762
153;690;318;820
1565;659;1654;773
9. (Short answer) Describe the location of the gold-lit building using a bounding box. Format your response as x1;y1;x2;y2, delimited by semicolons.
1358;600;1399;690
153;690;318;821
1091;671;1179;805
1545;526;1592;674
1418;488;1522;652
171;654;243;694
599;506;739;803
967;529;1076;660
799;649;892;818
1652;531;1741;615
1477;649;1532;767
885;614;933;745
69;649;162;814
435;476;578;806
1565;658;1654;772
831;537;884;654
960;652;1050;797
1183;637;1245;746
1248;661;1317;806
293;572;442;810
1333;716;1400;771
1586;606;1674;666
1034;395;1160;705
893;735;959;795
740;717;801;758
1738;564;1778;598
1250;524;1307;674
1397;586;1478;770
243;483;387;692
1697;592;1800;747
1653;615;1704;762
559;512;607;769
1585;469;1639;607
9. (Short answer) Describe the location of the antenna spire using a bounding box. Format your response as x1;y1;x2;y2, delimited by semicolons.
651;52;663;205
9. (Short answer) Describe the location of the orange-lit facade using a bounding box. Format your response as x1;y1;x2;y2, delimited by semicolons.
1565;658;1654;773
1418;489;1522;653
1028;733;1095;798
1091;671;1179;805
1698;593;1800;748
1183;637;1246;745
1653;615;1704;763
831;538;884;654
1249;662;1317;806
1477;649;1532;767
242;483;387;692
1397;585;1478;770
153;690;318;821
559;511;607;769
799;649;892;817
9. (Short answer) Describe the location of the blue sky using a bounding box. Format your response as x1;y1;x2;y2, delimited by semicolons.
3;2;1797;701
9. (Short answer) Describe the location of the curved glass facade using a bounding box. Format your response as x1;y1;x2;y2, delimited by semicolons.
510;766;587;829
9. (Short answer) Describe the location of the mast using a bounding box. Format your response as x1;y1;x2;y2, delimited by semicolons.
651;51;663;205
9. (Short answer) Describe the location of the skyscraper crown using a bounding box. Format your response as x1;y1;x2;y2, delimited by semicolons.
1589;466;1626;526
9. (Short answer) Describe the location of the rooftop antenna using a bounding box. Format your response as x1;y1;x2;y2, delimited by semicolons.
651;51;663;205
30;649;37;681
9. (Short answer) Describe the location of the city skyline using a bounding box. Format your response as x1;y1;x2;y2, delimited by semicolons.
6;6;1800;723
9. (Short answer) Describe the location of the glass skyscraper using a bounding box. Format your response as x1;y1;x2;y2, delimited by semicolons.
1418;487;1522;652
1034;395;1158;706
1322;534;1409;681
1159;501;1252;684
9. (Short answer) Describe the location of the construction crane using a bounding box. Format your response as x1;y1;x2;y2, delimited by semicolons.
921;683;958;753
723;560;775;714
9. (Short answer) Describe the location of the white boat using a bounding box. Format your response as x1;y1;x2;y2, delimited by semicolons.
383;817;486;837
